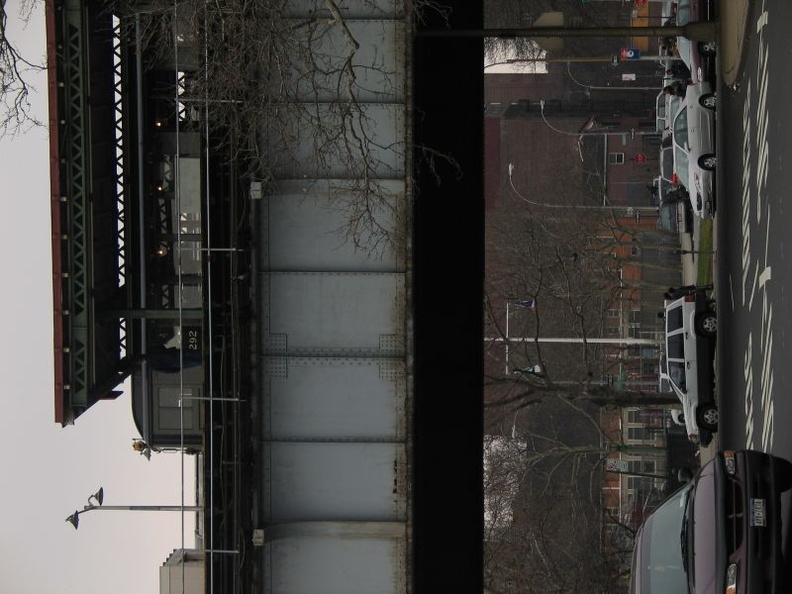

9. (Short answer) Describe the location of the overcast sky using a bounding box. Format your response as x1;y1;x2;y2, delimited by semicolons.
0;2;196;592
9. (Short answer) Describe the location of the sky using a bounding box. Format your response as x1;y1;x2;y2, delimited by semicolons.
483;40;548;74
0;2;196;592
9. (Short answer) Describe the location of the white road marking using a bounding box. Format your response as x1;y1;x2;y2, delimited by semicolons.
741;82;753;308
760;289;774;451
744;333;755;449
759;266;772;288
740;6;774;449
757;10;769;33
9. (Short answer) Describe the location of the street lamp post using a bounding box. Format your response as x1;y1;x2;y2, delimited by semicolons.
486;336;660;346
418;22;717;42
507;163;657;214
565;60;663;93
66;488;202;529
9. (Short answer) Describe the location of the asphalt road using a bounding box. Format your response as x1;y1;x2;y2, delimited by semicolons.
715;0;792;562
716;0;792;462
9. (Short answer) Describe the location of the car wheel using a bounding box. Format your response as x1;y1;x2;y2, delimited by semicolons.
698;153;717;171
699;41;717;56
695;311;717;337
699;93;716;110
773;456;792;492
697;404;719;432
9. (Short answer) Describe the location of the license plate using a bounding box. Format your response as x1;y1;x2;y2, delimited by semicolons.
751;498;766;527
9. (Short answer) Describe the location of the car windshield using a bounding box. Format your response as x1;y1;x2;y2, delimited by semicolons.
676;0;692;26
666;305;684;332
669;361;686;392
673;107;689;147
673;144;690;187
660;147;675;183
668;96;682;124
691;461;718;593
673;0;694;70
656;93;666;130
632;485;692;594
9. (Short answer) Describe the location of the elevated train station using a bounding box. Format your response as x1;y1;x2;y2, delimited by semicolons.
46;0;485;592
49;0;258;588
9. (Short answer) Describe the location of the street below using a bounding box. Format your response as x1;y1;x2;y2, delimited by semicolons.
714;0;792;566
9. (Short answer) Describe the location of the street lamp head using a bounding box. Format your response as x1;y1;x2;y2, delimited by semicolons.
90;487;104;506
66;511;80;529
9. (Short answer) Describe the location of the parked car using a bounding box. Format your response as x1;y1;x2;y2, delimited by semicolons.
658;148;689;203
655;88;683;136
675;0;716;83
651;172;687;207
669;408;685;427
661;285;717;444
630;450;792;594
656;202;680;234
671;80;716;219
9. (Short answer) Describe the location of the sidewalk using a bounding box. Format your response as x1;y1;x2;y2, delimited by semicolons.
719;0;750;90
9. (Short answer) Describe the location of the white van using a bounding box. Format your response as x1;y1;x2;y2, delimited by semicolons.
661;285;718;444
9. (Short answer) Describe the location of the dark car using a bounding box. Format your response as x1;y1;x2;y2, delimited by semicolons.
631;450;792;594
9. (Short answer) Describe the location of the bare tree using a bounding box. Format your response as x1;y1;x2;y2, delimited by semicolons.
484;180;685;420
483;397;640;594
0;0;44;136
112;0;454;255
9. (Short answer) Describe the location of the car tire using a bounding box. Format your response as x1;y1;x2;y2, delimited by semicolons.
698;153;717;171
699;41;717;56
773;456;792;492
697;403;719;432
699;93;716;111
695;311;717;337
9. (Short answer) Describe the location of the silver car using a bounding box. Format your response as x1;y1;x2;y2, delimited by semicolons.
671;81;716;219
655;90;682;137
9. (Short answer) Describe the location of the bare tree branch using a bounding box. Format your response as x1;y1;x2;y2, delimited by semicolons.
0;0;44;136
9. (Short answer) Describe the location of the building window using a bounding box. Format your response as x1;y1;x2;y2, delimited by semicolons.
627;344;642;357
627;476;654;492
628;460;656;474
609;152;625;164
627;410;647;424
627;427;651;441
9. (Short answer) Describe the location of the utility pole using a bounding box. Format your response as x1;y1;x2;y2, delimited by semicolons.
420;23;718;42
485;336;661;346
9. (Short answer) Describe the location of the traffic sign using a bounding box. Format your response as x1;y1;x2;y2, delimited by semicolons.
605;459;629;473
634;153;647;164
620;47;641;61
